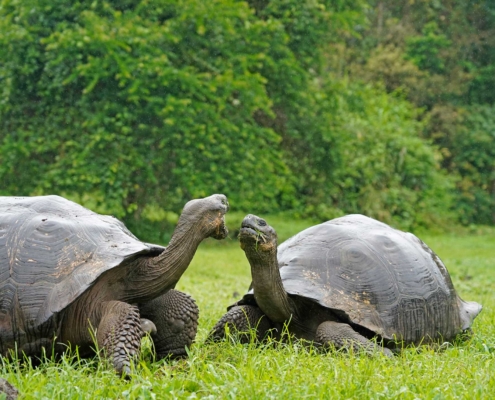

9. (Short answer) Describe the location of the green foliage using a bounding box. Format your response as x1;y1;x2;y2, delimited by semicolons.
469;63;495;104
243;0;369;215
405;22;451;74
343;0;495;228
0;0;493;230
0;0;294;216
247;0;366;69
451;105;495;225
316;81;453;229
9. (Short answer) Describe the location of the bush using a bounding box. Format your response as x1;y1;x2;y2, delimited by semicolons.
0;0;294;216
313;80;455;230
451;105;495;225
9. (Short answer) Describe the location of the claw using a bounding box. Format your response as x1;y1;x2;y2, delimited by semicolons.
140;318;157;335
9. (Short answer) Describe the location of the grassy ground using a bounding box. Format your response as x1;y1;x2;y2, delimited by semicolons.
1;217;494;399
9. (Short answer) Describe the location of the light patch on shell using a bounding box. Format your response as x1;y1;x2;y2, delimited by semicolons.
53;246;93;278
302;269;321;282
352;291;372;305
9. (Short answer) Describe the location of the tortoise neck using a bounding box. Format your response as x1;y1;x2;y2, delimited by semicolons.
155;222;204;283
248;246;294;323
128;214;206;301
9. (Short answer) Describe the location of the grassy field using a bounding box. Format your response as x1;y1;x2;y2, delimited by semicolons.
1;216;494;399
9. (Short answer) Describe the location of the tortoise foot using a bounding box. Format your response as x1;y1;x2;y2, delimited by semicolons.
316;321;393;357
139;289;199;360
208;305;273;343
97;301;144;376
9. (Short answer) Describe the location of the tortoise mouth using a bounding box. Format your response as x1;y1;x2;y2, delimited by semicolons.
212;214;229;240
239;226;257;238
239;226;268;245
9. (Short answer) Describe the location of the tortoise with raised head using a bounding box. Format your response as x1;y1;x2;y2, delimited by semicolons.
0;194;229;374
210;214;481;355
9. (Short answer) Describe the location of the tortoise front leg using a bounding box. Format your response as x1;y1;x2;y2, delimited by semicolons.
315;321;393;356
208;305;274;343
96;301;145;375
139;289;199;360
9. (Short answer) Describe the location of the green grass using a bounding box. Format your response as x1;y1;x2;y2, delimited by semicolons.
1;222;494;399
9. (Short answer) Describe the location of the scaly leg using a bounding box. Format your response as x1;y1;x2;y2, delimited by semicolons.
208;305;273;343
96;301;145;375
315;321;393;356
139;290;199;360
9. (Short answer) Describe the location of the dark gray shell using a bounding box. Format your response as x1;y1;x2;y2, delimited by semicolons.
0;195;165;330
237;214;481;344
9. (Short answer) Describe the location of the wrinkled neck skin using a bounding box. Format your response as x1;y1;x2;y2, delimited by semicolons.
126;212;207;302
248;245;295;323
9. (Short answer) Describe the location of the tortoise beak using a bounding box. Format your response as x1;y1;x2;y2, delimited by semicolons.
212;213;229;239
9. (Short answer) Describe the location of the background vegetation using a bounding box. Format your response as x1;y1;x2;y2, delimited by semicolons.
1;0;494;239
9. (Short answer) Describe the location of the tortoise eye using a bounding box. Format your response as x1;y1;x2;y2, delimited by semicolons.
258;219;267;227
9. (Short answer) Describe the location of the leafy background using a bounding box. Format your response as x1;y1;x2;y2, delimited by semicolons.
1;0;494;240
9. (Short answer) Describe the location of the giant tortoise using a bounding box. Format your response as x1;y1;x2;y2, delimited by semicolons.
210;214;482;355
0;194;229;374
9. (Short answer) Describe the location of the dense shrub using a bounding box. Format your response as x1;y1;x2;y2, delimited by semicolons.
0;0;295;216
303;81;454;229
450;106;495;225
0;0;491;236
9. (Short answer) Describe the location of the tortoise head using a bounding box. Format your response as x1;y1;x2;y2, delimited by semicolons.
180;194;229;240
239;214;277;253
239;215;294;323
